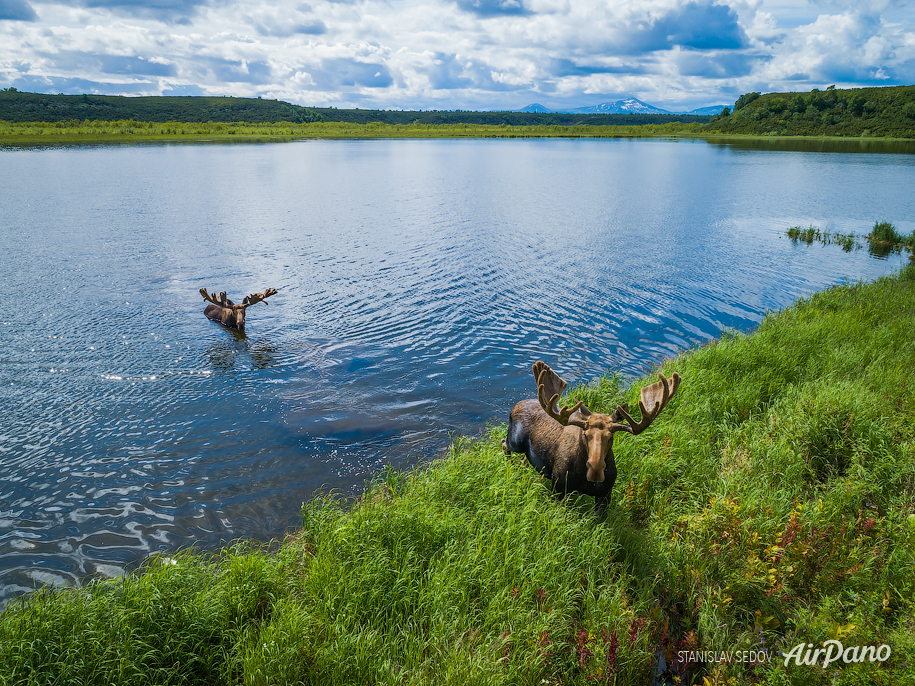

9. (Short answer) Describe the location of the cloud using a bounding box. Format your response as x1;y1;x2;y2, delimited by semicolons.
551;58;648;77
311;58;394;89
0;0;37;21
1;0;913;112
34;50;178;77
76;0;208;23
676;51;766;78
454;0;531;17
9;74;158;93
99;54;178;76
163;83;205;95
255;19;327;36
426;53;474;90
626;2;748;52
760;9;915;86
196;57;274;85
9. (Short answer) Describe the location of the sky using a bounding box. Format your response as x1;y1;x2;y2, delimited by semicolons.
1;0;913;112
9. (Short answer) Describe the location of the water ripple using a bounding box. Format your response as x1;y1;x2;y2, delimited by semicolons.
0;138;912;604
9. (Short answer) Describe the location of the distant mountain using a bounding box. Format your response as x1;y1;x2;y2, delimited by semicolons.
516;103;552;113
570;98;670;115
685;105;728;115
513;99;728;115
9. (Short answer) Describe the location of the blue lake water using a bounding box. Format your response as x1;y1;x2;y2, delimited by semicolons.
0;137;912;602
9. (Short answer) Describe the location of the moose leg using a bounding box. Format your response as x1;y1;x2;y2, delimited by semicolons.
595;494;610;516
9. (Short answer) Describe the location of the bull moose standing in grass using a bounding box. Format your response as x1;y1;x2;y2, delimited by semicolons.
503;361;680;513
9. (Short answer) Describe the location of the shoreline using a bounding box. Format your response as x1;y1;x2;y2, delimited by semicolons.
2;120;915;146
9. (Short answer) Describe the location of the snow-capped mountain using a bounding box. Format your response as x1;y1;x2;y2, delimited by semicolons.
515;103;553;113
569;98;670;114
512;99;729;115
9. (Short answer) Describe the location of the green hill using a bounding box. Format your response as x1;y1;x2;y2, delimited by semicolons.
707;84;915;138
0;89;324;124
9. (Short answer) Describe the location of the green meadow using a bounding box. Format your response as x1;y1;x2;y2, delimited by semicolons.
0;118;705;144
2;265;914;685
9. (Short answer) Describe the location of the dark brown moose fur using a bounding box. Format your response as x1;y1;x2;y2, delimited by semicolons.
199;288;277;333
502;361;680;513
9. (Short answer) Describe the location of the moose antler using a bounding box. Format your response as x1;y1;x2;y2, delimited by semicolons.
241;288;278;308
199;289;234;306
533;361;590;427
613;372;681;435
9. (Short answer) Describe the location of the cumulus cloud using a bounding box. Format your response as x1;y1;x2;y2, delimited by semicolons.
0;0;912;111
761;9;915;85
0;0;38;21
308;57;393;89
454;0;531;17
39;50;179;76
202;57;274;84
256;19;327;36
551;58;648;76
625;2;749;52
676;50;766;77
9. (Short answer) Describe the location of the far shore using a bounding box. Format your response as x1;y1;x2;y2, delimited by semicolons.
2;119;915;146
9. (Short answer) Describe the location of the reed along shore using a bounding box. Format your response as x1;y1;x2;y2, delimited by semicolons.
2;265;914;685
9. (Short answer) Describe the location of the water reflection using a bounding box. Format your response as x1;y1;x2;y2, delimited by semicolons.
205;335;278;372
702;136;915;155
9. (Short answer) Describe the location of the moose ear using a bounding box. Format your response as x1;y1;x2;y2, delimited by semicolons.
567;404;591;428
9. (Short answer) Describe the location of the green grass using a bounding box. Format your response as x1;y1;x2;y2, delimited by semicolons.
862;222;915;260
0;119;704;144
3;118;914;146
3;266;915;685
786;226;861;252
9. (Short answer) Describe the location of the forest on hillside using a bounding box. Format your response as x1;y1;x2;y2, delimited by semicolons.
0;89;706;127
709;84;915;137
0;90;324;123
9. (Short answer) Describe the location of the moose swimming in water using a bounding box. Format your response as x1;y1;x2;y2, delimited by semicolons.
503;361;680;513
199;287;277;333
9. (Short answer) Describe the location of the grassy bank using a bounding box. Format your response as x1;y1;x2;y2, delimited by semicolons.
0;119;705;144
3;120;913;147
2;267;915;685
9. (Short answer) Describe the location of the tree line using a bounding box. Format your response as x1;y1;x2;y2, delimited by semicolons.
709;84;915;138
2;85;914;137
0;89;706;127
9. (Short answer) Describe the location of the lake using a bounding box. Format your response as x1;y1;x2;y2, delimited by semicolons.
0;137;912;603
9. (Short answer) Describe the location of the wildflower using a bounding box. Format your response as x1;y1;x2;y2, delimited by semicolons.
607;631;619;678
574;629;592;668
628;616;647;647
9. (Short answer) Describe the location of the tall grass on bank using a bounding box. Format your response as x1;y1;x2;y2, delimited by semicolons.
2;266;915;685
0;119;703;144
866;222;915;259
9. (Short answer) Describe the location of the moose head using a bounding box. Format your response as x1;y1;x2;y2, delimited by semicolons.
199;287;277;332
503;361;681;512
